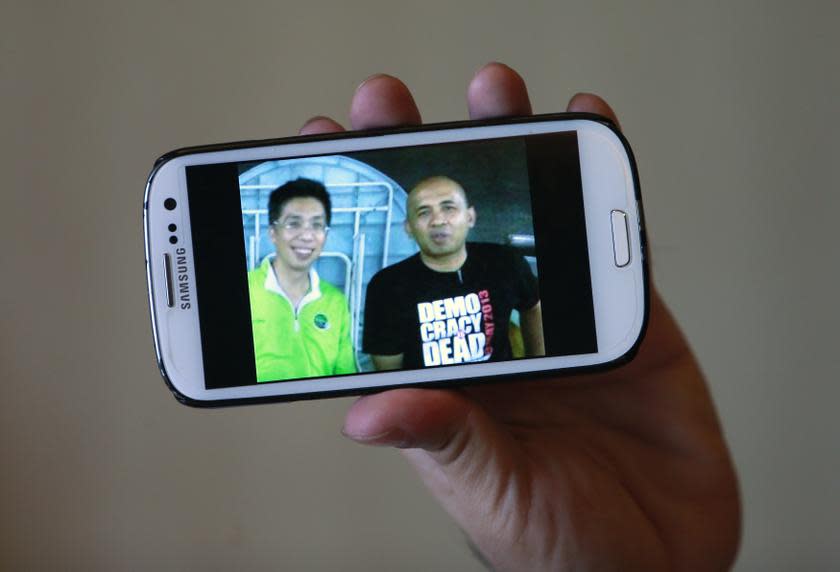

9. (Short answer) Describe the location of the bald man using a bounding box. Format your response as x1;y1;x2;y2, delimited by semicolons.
362;176;545;371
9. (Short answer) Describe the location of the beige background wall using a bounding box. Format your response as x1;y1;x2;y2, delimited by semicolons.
2;1;838;570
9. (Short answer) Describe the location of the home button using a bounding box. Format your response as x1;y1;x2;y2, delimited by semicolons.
610;210;631;267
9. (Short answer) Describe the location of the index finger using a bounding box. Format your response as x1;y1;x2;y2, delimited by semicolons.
466;62;622;132
350;74;422;130
466;62;533;119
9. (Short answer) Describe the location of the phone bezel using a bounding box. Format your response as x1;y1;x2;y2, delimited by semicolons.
144;113;650;407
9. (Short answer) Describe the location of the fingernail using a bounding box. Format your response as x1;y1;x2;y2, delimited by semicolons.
355;73;391;93
302;115;329;126
473;61;509;76
299;116;327;133
341;426;409;447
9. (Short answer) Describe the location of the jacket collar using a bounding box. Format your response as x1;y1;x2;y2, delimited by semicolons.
263;255;322;309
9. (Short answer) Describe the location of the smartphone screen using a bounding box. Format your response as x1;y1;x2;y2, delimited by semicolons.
184;132;597;389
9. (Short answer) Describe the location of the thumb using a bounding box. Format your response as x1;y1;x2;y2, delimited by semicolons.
343;388;499;461
342;388;520;515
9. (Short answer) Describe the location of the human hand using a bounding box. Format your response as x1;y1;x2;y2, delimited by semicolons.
302;63;740;571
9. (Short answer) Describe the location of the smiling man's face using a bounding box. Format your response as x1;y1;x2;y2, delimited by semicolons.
269;197;328;274
405;177;475;261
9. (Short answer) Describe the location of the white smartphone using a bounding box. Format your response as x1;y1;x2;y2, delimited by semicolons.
144;113;649;406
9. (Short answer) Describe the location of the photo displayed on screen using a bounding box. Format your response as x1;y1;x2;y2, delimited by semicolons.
238;139;545;383
185;132;596;389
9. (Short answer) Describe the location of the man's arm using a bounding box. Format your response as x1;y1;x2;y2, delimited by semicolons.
361;271;407;371
519;301;545;357
370;353;404;371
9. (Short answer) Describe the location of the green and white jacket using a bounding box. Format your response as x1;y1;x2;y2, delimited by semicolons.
248;256;356;382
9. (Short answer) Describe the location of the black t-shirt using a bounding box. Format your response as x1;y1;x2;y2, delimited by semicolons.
363;242;540;369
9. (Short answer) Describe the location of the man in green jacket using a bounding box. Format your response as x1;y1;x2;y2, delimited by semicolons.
248;178;356;382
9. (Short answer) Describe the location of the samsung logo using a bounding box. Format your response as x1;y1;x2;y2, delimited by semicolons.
175;247;191;309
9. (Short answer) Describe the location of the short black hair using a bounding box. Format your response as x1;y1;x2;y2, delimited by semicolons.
267;178;332;225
